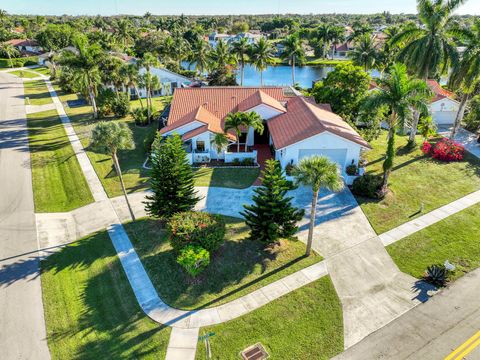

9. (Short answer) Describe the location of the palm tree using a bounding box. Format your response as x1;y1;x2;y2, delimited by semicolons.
115;19;133;50
60;35;104;118
209;39;231;68
251;38;274;86
391;0;464;143
330;26;346;59
0;42;19;68
448;20;480;139
232;37;250;86
91;121;136;220
243;112;264;152
224;112;245;153
211;132;229;156
362;63;431;192
315;23;334;59
137;52;160;121
281;34;305;85
350;34;378;72
292;156;344;256
346;23;373;43
120;63;144;109
190;38;211;76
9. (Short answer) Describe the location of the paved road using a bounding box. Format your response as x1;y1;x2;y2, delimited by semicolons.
334;267;480;360
0;72;50;359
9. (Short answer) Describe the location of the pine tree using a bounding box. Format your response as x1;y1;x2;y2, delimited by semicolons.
241;160;305;245
144;133;200;218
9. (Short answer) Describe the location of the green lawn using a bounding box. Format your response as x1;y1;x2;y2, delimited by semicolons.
27;110;93;212
196;276;343;360
356;133;480;234
387;202;480;282
194;167;260;189
9;69;39;78
41;231;170;359
32;66;51;76
54;85;169;197
24;80;53;105
125;216;322;310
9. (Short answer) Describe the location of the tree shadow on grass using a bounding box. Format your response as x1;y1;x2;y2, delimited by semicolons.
125;218;309;310
42;231;170;358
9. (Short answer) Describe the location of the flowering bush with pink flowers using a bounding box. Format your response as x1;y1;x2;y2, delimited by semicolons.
422;139;465;162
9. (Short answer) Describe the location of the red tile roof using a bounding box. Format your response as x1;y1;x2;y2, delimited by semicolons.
427;80;455;103
7;39;39;47
268;97;371;149
237;90;287;113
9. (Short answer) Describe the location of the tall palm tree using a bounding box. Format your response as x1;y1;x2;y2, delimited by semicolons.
190;38;211;76
391;0;464;143
281;34;305;86
232;37;250;86
292;156;344;256
91;121;136;220
251;38;274;86
448;20;480;139
209;39;231;68
330;26;346;59
120;63;144;109
243;112;264;152
315;23;334;59
363;63;431;192
346;23;373;43
60;35;104;118
0;42;19;68
115;19;134;50
224;112;245;153
137;52;160;121
350;34;378;72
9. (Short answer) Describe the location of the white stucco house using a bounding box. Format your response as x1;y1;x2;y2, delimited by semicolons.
159;87;371;176
7;39;43;55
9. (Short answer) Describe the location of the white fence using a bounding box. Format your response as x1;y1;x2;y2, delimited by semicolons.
224;150;257;164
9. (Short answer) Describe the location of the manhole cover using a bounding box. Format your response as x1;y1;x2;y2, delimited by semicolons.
240;343;269;360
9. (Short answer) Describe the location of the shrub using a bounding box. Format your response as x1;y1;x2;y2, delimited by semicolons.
346;161;358;176
422;139;464;162
241;158;254;166
424;264;448;287
143;129;157;154
97;89;116;117
351;174;383;199
176;245;210;277
131;107;149;126
285;163;295;176
232;158;241;166
112;93;130;117
167;211;226;253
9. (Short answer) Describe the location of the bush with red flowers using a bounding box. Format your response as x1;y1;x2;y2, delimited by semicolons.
422;139;465;162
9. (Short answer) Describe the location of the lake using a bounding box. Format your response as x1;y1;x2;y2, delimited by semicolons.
183;62;381;89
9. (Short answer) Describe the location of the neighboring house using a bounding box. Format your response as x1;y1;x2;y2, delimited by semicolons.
369;79;460;127
6;39;43;55
208;31;264;48
159;87;370;174
330;42;352;59
426;80;459;126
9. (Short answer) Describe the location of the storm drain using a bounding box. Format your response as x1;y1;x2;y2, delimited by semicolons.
240;343;269;360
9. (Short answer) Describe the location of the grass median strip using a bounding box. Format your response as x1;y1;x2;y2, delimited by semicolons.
9;69;40;78
41;231;170;359
24;79;53;105
125;216;322;310
27;109;93;212
196;276;343;360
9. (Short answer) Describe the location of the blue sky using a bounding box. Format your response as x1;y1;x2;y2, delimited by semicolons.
2;0;480;15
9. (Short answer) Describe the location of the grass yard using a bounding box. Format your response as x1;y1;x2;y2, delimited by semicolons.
24;80;52;105
196;276;343;360
194;167;260;189
27;110;93;212
387;202;480;282
9;69;40;78
41;231;170;359
32;66;51;76
54;84;169;197
125;216;322;310
357;132;480;234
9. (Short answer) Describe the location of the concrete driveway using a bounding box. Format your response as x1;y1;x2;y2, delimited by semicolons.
0;72;50;358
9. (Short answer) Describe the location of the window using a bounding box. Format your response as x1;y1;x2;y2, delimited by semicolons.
196;141;205;152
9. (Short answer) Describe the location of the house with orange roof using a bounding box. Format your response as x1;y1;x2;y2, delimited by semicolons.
160;87;371;175
6;39;43;54
369;79;459;127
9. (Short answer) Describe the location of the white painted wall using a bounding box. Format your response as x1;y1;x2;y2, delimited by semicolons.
275;131;362;175
429;98;459;125
247;104;283;120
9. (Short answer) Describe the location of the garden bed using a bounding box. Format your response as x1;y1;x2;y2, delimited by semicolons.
124;216;322;310
356;132;480;234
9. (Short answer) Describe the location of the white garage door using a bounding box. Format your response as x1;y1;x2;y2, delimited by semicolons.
298;149;347;171
433;111;456;125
